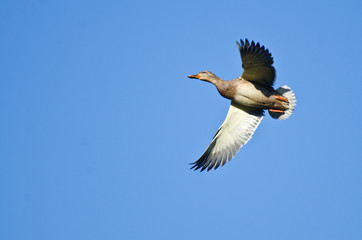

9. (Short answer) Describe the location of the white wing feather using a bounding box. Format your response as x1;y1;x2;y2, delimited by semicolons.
191;102;264;171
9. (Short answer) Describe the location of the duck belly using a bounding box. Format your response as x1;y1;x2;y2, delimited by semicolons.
233;83;276;109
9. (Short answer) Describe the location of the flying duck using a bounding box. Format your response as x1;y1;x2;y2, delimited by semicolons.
188;39;296;171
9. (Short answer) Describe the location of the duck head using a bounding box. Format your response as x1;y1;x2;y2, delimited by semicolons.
188;71;218;82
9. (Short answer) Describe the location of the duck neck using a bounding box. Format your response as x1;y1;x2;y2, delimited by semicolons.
204;75;224;86
208;77;234;100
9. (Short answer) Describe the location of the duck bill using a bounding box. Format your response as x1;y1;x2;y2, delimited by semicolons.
188;74;200;79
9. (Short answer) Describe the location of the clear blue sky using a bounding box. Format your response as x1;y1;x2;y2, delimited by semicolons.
1;1;362;239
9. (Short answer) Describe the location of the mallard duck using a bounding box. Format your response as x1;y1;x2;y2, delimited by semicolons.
188;39;296;171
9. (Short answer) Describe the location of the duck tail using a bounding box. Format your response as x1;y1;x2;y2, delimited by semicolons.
269;85;296;120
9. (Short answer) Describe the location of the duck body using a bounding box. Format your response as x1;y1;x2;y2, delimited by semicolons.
209;76;288;111
233;80;279;109
188;39;296;172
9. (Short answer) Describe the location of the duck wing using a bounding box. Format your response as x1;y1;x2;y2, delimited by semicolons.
191;102;264;171
236;39;276;87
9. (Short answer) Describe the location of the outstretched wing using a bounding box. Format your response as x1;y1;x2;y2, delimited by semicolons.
191;102;264;172
236;39;276;86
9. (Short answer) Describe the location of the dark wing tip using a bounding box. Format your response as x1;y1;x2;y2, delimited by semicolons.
190;152;228;172
189;160;202;171
189;163;206;172
237;38;274;66
190;149;219;172
190;151;209;172
239;38;245;46
245;39;250;48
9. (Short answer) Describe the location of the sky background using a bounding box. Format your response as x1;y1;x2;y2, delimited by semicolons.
1;0;362;239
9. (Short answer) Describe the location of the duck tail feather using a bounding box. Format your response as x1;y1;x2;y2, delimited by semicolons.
269;85;296;120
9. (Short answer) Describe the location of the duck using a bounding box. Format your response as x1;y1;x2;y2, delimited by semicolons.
188;39;296;172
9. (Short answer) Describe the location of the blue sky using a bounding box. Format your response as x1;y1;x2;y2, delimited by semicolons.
1;0;362;239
